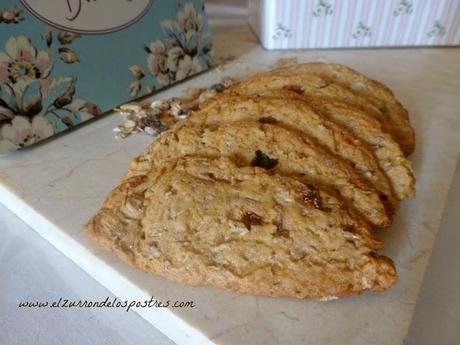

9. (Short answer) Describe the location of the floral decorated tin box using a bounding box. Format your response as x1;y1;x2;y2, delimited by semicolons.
0;0;213;153
248;0;460;50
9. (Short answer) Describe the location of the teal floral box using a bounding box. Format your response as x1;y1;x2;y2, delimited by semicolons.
0;0;213;153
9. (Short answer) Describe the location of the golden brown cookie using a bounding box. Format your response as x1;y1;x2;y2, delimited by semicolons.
270;63;415;155
128;120;391;227
86;156;397;300
191;94;399;212
226;72;391;133
305;99;415;199
222;80;415;199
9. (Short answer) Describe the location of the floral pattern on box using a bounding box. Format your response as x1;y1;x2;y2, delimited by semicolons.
313;0;333;17
273;23;293;40
0;35;100;152
128;2;213;97
253;0;460;50
0;7;23;24
352;21;372;39
0;0;213;154
393;0;413;16
428;21;447;38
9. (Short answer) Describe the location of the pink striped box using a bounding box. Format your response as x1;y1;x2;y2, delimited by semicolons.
248;0;460;49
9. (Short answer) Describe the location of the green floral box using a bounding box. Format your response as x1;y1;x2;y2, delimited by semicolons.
0;0;213;153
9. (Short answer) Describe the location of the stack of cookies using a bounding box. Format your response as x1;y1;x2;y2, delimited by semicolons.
87;63;415;300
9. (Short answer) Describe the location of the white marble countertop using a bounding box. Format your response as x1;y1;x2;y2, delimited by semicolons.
1;158;459;345
1;2;460;344
0;201;174;345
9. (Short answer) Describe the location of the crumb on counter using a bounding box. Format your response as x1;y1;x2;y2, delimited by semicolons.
114;77;236;139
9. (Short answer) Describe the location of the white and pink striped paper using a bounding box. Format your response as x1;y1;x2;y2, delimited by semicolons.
248;0;460;49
